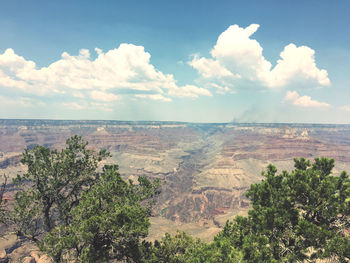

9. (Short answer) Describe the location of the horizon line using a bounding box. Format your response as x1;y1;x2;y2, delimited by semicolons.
1;118;350;126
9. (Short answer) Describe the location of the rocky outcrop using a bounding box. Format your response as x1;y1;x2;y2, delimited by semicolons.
27;251;52;263
16;251;52;263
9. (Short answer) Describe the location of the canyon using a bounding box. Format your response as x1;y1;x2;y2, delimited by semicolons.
1;119;350;241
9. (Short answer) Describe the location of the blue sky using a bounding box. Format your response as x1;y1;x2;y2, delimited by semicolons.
0;0;349;123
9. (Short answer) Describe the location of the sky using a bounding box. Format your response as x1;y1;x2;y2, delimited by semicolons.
0;0;349;123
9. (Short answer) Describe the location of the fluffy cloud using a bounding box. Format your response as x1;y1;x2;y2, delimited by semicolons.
190;24;330;93
135;94;172;102
266;44;330;87
283;91;330;108
189;55;237;79
0;44;211;105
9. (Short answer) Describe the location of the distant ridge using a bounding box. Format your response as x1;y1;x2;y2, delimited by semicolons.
0;119;350;128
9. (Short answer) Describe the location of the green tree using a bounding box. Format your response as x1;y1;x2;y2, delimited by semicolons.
145;231;242;263
146;231;201;263
42;165;160;263
0;174;8;225
12;135;160;262
13;135;110;239
219;157;350;262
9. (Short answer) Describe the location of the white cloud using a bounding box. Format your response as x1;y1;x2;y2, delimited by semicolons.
264;44;330;88
190;24;330;93
168;85;212;98
189;55;237;79
210;83;236;95
0;49;36;91
283;91;330;108
90;90;120;102
0;44;210;102
135;94;172;102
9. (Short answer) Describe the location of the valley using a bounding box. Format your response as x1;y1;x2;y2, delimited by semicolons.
1;119;350;240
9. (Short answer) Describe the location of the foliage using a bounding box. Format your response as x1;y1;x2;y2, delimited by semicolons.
11;135;160;262
144;231;242;263
13;190;42;239
218;157;350;262
145;231;202;263
12;135;110;239
0;174;8;225
41;164;160;263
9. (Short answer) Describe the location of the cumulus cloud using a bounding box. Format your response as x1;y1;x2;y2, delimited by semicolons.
189;55;237;79
190;24;330;93
135;94;172;102
283;91;330;108
0;44;211;105
265;44;330;87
